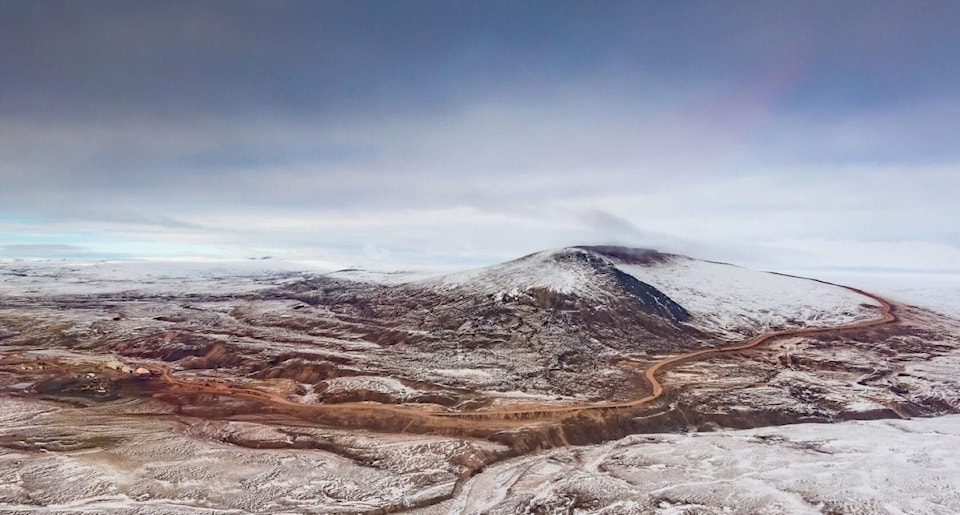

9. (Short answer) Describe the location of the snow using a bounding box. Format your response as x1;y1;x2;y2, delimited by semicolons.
3;247;959;514
430;416;960;514
904;355;960;384
424;248;606;297
428;368;495;381
324;268;448;285
380;247;887;339
0;397;505;513
615;256;882;337
323;376;419;399
0;251;890;342
777;270;960;319
0;258;326;296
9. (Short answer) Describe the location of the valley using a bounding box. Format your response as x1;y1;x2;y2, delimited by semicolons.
2;247;959;513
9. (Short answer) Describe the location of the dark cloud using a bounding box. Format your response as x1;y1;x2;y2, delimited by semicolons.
5;1;957;120
1;1;958;269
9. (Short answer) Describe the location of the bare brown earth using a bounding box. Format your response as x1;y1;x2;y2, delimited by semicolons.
77;283;895;453
8;274;956;513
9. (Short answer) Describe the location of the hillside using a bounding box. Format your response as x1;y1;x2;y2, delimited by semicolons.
2;247;959;512
582;246;882;338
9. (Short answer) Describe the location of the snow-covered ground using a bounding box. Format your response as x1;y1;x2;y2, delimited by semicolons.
0;397;504;513
2;250;959;513
0;258;329;296
324;268;445;285
616;257;882;337
1;252;900;342
406;248;885;339
323;376;419;400
423;415;960;514
781;270;960;319
425;248;606;298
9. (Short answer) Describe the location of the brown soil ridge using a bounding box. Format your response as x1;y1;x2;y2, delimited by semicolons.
142;280;896;441
5;277;900;514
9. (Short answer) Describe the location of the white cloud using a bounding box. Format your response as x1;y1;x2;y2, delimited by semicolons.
766;238;960;272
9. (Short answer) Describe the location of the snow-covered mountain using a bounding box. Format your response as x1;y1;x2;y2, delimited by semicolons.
421;247;688;321
322;245;882;340
0;246;895;403
583;246;882;338
2;245;960;513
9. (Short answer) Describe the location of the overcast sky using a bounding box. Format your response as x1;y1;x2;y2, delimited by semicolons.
1;1;958;271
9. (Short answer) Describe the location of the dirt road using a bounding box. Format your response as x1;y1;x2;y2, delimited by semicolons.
145;282;896;433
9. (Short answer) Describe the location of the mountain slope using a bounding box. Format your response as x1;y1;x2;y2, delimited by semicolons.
0;245;910;411
582;246;882;338
419;247;689;323
2;247;959;514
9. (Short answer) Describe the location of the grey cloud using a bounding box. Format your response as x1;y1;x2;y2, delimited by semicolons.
1;2;959;271
581;210;649;238
750;101;960;166
74;212;211;232
0;244;93;258
0;84;760;219
576;208;799;267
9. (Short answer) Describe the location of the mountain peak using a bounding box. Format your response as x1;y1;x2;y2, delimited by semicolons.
424;245;690;324
575;245;678;265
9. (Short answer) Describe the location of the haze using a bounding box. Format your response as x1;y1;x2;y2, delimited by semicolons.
1;1;958;271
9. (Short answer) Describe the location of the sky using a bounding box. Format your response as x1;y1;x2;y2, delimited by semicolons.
1;0;959;271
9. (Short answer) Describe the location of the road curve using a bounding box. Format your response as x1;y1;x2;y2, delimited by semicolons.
434;281;896;418
146;280;896;428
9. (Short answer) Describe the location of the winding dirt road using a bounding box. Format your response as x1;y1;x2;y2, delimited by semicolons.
146;281;896;433
0;274;913;515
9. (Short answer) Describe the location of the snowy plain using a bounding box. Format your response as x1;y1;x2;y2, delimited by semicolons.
780;270;960;319
422;415;960;514
0;258;331;296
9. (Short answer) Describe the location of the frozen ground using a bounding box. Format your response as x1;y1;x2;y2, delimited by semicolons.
421;415;960;514
782;270;960;319
0;396;504;514
615;257;881;338
2;249;886;344
2;249;959;514
426;248;609;298
409;248;884;340
324;268;450;285
0;258;330;296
